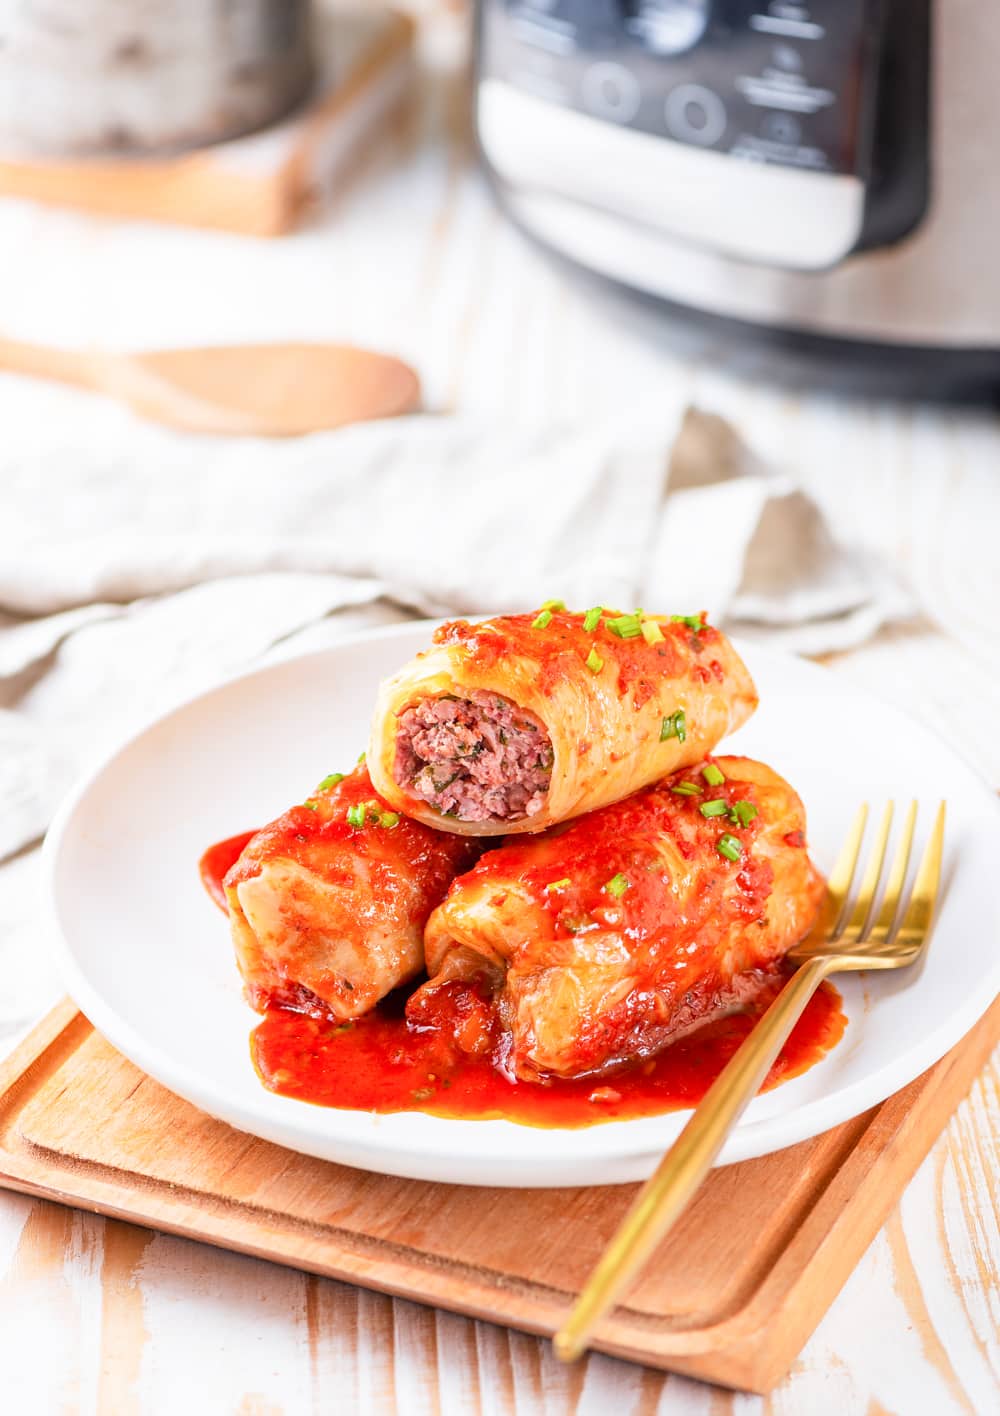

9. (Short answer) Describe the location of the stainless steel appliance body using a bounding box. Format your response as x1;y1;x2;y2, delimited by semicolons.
474;1;1000;397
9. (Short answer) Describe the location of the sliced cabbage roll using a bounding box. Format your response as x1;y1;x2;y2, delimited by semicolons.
369;607;757;836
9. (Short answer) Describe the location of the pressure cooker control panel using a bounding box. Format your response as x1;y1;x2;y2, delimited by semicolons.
479;0;880;179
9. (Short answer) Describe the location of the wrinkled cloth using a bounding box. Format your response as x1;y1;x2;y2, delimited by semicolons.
0;402;912;868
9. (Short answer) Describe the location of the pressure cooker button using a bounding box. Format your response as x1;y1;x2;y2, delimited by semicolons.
626;0;710;57
761;111;802;145
581;62;642;123
664;83;727;146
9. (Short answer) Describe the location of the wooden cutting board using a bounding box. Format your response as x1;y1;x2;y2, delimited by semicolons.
0;7;413;236
0;997;995;1394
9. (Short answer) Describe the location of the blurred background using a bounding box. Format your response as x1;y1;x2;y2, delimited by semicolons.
2;0;997;411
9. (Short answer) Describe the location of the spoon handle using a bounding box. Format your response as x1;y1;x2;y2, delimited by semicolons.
0;336;99;392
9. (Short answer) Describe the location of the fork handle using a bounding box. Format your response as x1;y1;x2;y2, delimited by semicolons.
554;955;833;1362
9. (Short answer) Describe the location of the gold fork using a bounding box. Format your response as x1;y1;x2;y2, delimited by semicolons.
554;799;946;1364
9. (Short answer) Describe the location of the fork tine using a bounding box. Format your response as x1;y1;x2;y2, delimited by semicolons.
867;801;918;944
813;803;869;939
840;802;894;943
893;802;946;952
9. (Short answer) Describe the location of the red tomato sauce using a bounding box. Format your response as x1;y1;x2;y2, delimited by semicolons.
250;977;845;1126
200;834;846;1128
432;610;709;703
198;831;257;911
466;770;776;946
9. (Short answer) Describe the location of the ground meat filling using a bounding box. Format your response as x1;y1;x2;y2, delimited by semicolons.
394;691;553;822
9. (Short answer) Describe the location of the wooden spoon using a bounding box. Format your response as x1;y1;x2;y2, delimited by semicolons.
0;336;421;436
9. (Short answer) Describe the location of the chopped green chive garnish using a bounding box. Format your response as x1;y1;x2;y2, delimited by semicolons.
700;799;729;818
545;878;572;893
347;799;398;828
641;619;665;645
318;772;345;792
583;606;603;632
540;598;565;612
585;648;604;673
302;800;319;811
604;873;630;898
731;800;758;828
357;751;366;765
671;781;701;796
671;613;706;633
532;609;553;630
702;764;726;786
659;709;687;743
607;612;643;639
717;833;743;862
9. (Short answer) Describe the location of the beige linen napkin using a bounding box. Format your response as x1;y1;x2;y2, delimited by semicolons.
0;405;911;872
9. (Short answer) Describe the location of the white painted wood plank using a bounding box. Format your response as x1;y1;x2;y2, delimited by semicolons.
102;1229;312;1416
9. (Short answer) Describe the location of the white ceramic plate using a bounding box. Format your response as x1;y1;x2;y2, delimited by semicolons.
44;623;1000;1187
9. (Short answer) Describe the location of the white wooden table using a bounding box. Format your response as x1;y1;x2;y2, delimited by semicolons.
0;4;997;1412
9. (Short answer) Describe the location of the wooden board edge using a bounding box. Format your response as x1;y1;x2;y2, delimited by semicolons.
0;998;995;1391
621;996;1000;1391
0;1132;580;1357
279;9;415;190
0;999;84;1103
